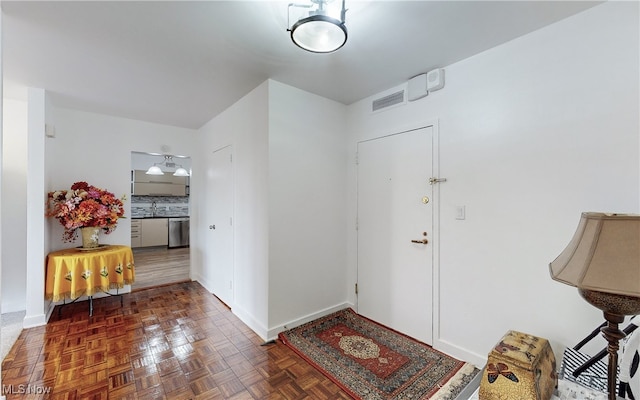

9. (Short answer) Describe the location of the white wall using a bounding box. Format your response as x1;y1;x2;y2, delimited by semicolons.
46;108;197;250
346;1;639;366
1;8;4;389
22;88;49;327
1;96;199;326
3;0;637;370
267;81;349;336
194;82;271;338
194;80;349;339
2;99;27;313
2;105;197;326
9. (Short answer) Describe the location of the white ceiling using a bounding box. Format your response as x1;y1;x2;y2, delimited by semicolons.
2;1;602;129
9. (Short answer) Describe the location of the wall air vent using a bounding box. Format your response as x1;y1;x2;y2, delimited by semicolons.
372;89;406;113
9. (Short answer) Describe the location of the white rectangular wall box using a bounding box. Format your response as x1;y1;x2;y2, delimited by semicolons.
407;74;429;101
426;68;445;92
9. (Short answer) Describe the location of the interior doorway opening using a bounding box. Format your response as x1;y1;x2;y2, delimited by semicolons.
130;151;192;290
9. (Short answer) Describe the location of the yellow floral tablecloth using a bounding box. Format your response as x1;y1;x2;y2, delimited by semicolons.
45;245;135;302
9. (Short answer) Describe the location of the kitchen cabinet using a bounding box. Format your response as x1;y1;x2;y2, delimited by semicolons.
131;170;188;196
142;218;168;247
133;183;186;196
131;219;142;247
131;218;168;248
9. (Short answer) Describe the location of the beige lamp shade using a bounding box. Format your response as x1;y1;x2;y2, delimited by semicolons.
550;212;640;297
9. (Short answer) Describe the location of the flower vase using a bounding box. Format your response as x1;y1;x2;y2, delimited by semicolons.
80;227;100;249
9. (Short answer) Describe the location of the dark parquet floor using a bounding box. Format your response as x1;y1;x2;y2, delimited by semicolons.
1;281;352;399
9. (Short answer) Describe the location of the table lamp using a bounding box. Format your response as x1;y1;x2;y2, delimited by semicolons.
550;212;640;400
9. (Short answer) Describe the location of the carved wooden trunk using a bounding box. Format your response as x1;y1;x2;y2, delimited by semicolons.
479;330;558;400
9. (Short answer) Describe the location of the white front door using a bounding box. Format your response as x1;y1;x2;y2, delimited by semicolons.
357;126;434;344
205;145;234;307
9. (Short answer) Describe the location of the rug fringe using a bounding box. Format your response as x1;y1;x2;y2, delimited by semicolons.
430;363;480;400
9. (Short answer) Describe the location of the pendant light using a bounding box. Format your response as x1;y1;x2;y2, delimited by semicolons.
288;0;347;53
145;155;190;177
173;167;189;177
145;165;164;175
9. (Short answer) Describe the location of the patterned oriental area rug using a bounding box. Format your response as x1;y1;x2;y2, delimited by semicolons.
279;308;479;400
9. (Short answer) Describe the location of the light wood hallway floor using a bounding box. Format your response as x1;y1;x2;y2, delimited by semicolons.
132;246;191;290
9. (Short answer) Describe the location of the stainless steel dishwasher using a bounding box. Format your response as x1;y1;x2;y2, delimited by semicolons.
168;217;190;248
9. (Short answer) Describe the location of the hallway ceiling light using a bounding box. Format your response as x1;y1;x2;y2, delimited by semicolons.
288;0;347;53
145;155;190;176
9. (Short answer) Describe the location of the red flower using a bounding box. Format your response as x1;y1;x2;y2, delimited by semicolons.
70;181;89;190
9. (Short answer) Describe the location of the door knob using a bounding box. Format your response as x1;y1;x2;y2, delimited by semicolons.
411;232;428;244
209;225;216;230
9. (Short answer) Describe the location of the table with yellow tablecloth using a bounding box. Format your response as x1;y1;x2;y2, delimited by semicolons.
45;245;135;314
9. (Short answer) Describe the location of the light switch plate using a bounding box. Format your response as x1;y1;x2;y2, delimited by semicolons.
456;206;466;220
45;124;56;138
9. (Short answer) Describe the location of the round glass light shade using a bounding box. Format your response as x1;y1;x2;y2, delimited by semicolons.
173;168;190;177
145;165;164;175
291;15;347;53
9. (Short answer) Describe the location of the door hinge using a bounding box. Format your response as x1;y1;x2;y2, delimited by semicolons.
355;152;359;165
355;283;358;295
429;177;447;185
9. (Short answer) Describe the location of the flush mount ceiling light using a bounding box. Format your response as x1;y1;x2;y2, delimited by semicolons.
146;155;190;177
288;0;347;53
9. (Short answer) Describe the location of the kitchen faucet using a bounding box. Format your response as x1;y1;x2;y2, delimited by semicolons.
151;201;157;217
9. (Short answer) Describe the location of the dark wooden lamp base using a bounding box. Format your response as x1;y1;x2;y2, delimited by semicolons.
579;288;640;400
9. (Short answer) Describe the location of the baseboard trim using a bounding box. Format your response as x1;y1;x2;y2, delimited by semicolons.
0;301;26;314
232;305;268;341
22;313;47;329
266;302;355;341
434;338;487;369
193;275;213;294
